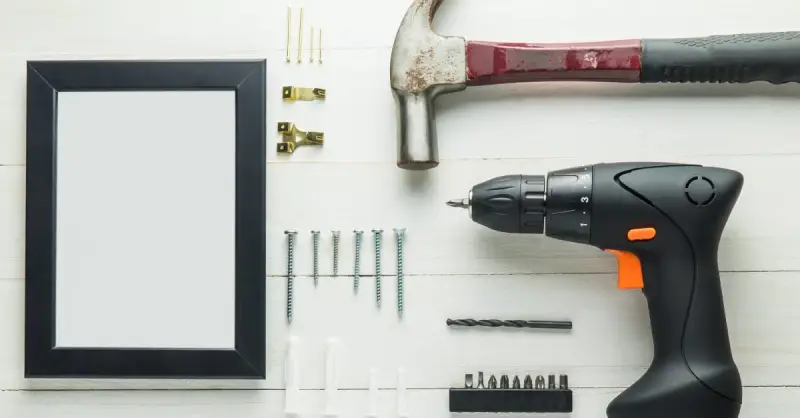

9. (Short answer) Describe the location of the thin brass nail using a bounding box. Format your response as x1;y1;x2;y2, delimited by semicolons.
310;26;315;62
297;7;304;63
318;28;323;64
285;6;292;62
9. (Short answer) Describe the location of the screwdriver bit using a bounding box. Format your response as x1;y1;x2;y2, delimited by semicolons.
488;375;498;389
548;374;556;389
524;375;533;389
559;374;569;389
500;375;509;389
512;375;521;389
477;372;485;389
535;375;545;389
465;373;473;388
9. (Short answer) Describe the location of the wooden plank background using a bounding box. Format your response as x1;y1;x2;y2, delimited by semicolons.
2;0;800;416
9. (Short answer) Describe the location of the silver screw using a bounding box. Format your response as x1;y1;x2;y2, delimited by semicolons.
332;231;340;277
284;230;298;324
311;230;320;287
372;229;383;308
353;230;363;293
394;228;406;319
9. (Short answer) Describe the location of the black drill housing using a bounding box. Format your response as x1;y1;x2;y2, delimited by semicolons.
465;162;744;418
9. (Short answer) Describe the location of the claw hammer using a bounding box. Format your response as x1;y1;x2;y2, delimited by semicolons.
390;0;800;170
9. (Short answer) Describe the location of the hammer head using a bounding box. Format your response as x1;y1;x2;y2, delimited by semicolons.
391;0;467;170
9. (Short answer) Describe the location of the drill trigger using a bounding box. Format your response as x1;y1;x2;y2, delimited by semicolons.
604;249;644;289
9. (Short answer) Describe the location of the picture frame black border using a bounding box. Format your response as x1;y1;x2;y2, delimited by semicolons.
24;60;267;379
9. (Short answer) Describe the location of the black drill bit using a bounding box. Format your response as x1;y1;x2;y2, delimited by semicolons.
524;375;533;389
446;318;572;330
512;375;521;389
488;375;498;389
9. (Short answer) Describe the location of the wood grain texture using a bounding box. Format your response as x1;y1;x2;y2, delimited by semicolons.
3;0;800;415
0;273;798;390
2;153;799;279
0;387;798;418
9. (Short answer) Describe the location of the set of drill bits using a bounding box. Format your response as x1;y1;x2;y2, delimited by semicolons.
450;372;573;413
285;6;322;63
284;228;407;324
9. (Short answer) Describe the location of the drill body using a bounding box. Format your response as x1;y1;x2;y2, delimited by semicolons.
452;162;743;418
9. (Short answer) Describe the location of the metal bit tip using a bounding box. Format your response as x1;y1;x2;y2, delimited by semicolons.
523;375;533;389
499;375;509;389
446;198;470;209
512;375;521;389
488;375;498;389
535;375;546;390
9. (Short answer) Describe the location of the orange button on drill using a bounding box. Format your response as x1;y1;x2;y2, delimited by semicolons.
605;250;644;289
627;227;656;241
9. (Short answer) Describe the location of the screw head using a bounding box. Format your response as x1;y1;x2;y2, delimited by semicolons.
311;230;320;235
285;229;298;235
354;230;363;235
372;229;383;233
394;228;406;235
332;230;340;237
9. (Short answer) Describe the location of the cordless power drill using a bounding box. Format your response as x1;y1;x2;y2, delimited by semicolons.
447;162;743;418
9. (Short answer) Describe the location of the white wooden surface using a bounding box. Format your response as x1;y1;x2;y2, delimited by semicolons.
2;0;800;416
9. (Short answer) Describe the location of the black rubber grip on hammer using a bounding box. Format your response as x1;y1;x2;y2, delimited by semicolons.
641;32;800;84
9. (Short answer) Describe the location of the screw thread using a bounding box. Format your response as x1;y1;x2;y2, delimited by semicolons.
395;229;405;318
354;231;363;293
373;230;382;308
285;232;296;324
332;232;340;277
312;231;320;287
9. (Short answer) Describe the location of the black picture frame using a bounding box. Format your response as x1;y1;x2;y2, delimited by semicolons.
24;60;267;379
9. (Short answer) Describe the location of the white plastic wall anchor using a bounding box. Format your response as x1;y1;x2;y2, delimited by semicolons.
284;336;301;416
397;368;408;418
367;367;379;418
323;338;340;417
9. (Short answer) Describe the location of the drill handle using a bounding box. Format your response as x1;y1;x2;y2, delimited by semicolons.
607;244;742;418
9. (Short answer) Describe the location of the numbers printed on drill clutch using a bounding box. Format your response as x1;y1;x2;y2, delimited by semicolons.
277;122;324;155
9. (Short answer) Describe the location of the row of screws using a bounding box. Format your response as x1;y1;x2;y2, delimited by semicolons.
284;229;406;324
466;372;568;390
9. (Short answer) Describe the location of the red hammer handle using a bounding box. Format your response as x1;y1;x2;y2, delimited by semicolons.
466;31;800;86
466;39;642;85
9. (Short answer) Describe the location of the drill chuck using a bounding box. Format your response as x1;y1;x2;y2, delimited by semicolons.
447;166;593;244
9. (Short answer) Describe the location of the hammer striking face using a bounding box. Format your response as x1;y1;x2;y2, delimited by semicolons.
390;0;467;171
391;0;800;170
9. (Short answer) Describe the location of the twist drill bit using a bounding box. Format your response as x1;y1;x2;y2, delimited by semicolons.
446;318;572;330
512;375;521;389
